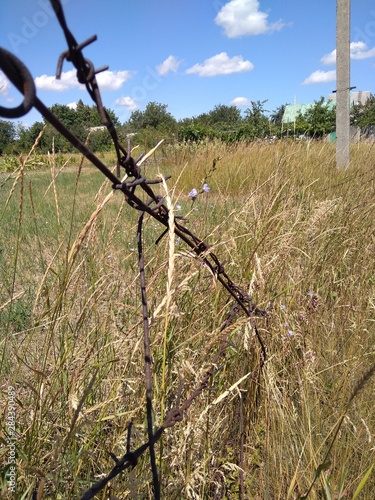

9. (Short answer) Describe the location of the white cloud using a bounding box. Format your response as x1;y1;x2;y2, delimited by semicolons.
156;55;182;75
35;69;81;91
96;70;133;90
35;69;133;91
320;49;336;66
230;96;252;107
186;52;254;77
67;101;77;110
0;71;11;95
350;41;375;60
321;41;375;65
215;0;285;38
115;96;139;112
302;70;336;86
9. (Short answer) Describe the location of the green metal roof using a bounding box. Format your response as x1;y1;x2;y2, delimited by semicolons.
282;101;336;124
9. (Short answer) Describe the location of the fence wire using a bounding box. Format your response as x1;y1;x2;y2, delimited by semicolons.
0;2;267;497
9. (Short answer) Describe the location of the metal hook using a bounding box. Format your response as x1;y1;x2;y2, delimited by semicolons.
0;48;36;118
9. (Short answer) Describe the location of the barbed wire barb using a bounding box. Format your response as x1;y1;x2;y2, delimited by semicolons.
0;1;268;497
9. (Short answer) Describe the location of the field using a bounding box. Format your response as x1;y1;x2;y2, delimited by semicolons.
0;138;374;499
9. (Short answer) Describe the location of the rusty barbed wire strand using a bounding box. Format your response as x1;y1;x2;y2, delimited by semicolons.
138;208;160;499
0;48;35;118
50;0;136;178
0;45;267;326
0;2;268;497
81;304;245;500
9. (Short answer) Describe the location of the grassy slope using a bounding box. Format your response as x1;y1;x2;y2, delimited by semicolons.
0;140;374;499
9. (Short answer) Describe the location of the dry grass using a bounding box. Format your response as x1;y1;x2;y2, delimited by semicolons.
0;139;374;499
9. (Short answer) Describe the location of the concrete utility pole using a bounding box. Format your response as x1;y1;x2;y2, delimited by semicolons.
336;0;351;169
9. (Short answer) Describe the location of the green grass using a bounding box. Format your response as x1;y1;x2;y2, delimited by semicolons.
0;139;374;499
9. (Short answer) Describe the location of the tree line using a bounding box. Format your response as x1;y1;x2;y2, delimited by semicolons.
1;95;374;155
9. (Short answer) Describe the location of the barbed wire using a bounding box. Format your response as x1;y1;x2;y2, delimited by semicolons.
0;2;267;497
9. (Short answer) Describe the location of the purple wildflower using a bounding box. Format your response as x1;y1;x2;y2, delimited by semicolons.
202;183;210;193
188;188;198;200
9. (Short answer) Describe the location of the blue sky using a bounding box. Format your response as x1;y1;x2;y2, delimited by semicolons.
1;0;375;127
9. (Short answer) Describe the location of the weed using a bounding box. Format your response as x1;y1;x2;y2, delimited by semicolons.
0;140;374;498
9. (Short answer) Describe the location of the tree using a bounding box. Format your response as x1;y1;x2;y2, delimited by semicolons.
13;99;121;154
193;112;212;128
0;119;17;155
207;104;242;127
270;104;288;125
351;94;375;131
43;101;119;150
303;97;336;137
75;99;97;128
17;121;45;152
49;104;77;128
178;124;216;142
128;102;176;133
293;112;309;137
243;100;269;137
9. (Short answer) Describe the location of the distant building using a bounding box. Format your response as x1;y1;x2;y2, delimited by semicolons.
328;90;371;106
282;101;335;124
88;126;107;132
282;91;371;125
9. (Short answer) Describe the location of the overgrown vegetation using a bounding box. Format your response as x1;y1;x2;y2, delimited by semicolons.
352;94;375;132
0;137;374;499
1;94;374;155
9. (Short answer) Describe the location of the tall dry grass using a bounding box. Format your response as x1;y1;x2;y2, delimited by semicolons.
0;138;374;499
